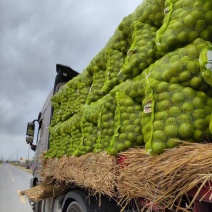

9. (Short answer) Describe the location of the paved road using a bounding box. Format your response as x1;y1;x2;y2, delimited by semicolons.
0;163;32;212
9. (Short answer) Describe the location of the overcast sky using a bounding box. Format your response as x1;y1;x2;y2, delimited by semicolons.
0;0;142;161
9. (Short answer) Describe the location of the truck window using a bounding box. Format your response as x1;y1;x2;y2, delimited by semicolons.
55;83;64;93
36;122;42;145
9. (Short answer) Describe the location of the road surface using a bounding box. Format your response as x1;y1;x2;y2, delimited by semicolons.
0;163;32;212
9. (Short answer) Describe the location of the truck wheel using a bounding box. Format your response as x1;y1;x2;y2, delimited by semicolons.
66;201;83;212
62;190;121;212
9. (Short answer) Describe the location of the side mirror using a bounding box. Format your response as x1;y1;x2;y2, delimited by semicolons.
26;136;34;144
26;122;35;144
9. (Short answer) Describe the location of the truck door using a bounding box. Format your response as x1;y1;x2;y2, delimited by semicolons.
33;90;53;183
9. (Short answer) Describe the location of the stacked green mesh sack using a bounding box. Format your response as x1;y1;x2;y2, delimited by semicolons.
156;0;212;54
50;70;92;127
141;38;212;154
45;0;212;159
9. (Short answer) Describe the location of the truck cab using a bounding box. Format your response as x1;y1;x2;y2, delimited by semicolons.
25;64;78;201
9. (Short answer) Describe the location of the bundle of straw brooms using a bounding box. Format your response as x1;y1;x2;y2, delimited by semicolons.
20;142;212;211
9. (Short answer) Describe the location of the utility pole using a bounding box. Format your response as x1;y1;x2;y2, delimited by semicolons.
16;149;18;161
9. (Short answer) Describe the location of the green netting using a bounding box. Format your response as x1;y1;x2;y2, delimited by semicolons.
107;92;143;156
109;78;132;97
86;49;108;75
109;74;146;105
143;79;212;155
51;85;70;125
73;118;98;157
118;13;136;42
66;113;83;156
120;22;161;78
46;121;71;158
110;73;146;104
50;70;93;126
63;83;78;121
134;0;165;27
143;38;212;95
66;86;77;111
94;94;116;153
50;91;63;126
61;79;90;121
73;105;101;156
74;82;90;111
156;0;212;54
199;45;212;86
106;29;130;54
101;49;127;94
86;69;105;104
86;50;108;104
82;102;103;125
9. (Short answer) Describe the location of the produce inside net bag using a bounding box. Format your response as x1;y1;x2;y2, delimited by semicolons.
140;40;212;154
144;38;212;96
156;0;212;54
107;92;143;156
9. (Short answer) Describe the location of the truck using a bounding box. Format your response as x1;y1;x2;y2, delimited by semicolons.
25;64;123;212
23;0;212;211
25;64;212;212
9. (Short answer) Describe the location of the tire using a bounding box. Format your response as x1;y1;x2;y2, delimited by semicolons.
66;201;83;212
62;190;121;212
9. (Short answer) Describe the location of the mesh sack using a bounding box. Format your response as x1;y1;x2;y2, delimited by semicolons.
107;92;143;156
109;78;132;97
94;94;116;153
73;105;99;157
106;29;130;54
46;121;71;158
62;72;92;121
86;69;105;104
47;112;83;158
140;84;154;151
78;69;93;86
50;70;92;126
134;0;165;28
120;22;161;78
156;0;212;54
66;86;78;116
50;85;70;125
50;89;63;126
64;70;92;117
64;113;83;156
82;101;103;125
74;82;90;111
118;13;136;44
143;38;212;95
125;74;146;104
143;79;212;155
101;49;127;94
64;81;78;120
109;75;146;105
86;49;108;75
86;50;108;104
